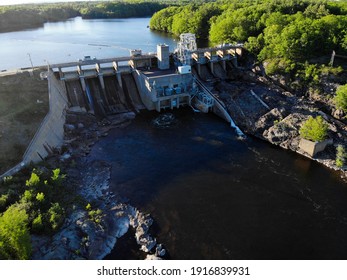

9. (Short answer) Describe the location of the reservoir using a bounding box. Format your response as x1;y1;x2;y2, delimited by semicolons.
0;17;177;70
2;16;347;259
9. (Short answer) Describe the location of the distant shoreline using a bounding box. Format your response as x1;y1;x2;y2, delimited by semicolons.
0;1;169;33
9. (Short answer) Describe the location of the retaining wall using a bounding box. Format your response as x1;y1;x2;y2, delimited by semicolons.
299;138;333;157
1;71;68;179
22;71;68;164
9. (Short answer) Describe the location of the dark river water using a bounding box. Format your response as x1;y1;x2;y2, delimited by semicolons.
89;108;347;260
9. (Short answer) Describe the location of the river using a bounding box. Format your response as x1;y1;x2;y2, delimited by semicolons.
2;16;347;259
89;109;347;260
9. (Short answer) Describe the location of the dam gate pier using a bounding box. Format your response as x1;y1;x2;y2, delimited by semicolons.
51;33;243;119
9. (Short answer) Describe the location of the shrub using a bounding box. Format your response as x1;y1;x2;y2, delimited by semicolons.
89;209;103;223
1;190;19;212
87;204;103;224
299;116;328;142
22;189;35;203
0;194;8;212
0;204;31;259
51;168;66;186
334;84;347;113
25;172;40;187
48;203;64;231
85;203;92;211
36;192;45;203
32;214;44;234
336;145;346;168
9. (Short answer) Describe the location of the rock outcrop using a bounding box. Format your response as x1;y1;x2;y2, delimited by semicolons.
216;70;347;178
31;111;165;260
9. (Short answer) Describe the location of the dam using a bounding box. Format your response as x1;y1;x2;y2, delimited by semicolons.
51;33;243;118
0;33;243;177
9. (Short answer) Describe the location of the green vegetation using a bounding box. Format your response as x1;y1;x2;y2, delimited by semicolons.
150;2;221;39
79;1;169;19
299;115;328;142
334;84;347;113
150;0;347;91
0;167;69;259
0;204;31;260
86;203;103;224
336;144;346;168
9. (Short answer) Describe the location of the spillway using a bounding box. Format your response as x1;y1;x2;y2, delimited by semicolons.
121;73;145;110
211;62;227;80
104;76;130;113
86;78;107;117
64;72;145;117
65;80;89;110
198;64;215;81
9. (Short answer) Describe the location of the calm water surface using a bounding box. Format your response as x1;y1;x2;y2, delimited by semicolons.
0;17;177;70
89;109;347;260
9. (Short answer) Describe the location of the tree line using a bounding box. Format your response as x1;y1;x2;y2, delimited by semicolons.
150;0;347;93
150;0;347;57
0;0;183;33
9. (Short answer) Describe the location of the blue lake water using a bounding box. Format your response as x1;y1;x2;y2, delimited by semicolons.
0;17;177;70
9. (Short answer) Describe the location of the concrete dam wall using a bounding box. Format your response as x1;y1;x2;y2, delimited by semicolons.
23;71;68;164
64;72;144;117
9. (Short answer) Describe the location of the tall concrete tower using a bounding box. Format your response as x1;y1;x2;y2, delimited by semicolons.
177;33;197;65
157;44;170;70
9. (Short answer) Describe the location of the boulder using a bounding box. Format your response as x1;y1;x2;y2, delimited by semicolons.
333;109;345;120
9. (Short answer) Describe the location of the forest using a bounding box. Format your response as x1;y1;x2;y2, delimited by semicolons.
150;0;347;91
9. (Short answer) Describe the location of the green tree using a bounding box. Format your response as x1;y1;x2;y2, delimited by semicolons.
0;204;31;259
334;84;347;113
304;3;330;19
150;6;180;32
299;115;328;142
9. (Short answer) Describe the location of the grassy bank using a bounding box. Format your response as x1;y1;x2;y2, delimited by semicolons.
0;70;48;174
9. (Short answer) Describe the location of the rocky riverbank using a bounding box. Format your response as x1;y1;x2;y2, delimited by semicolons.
31;111;165;260
212;68;347;180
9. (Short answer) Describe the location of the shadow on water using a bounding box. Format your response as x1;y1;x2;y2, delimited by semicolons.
90;108;347;260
